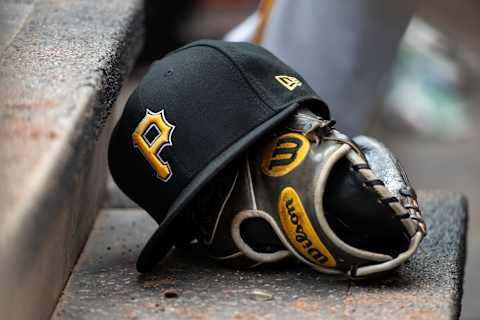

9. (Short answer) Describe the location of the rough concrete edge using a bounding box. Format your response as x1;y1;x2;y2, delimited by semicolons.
0;3;145;320
427;192;468;320
416;191;468;320
418;192;468;320
40;11;145;320
52;191;469;320
0;2;34;53
49;210;112;320
456;194;469;320
340;191;469;320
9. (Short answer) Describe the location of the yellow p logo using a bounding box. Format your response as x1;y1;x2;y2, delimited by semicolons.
132;109;175;182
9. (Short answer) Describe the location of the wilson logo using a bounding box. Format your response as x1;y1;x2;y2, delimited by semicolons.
275;75;302;91
132;109;175;182
261;133;309;177
278;187;336;267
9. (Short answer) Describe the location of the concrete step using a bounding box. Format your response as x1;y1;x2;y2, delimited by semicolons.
52;191;467;320
0;1;144;319
0;0;34;52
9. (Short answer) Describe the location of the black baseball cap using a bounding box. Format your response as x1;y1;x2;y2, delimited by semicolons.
108;40;330;273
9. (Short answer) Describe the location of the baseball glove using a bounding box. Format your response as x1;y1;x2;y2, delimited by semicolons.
192;108;426;278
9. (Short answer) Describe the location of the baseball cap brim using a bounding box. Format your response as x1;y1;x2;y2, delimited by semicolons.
136;100;327;272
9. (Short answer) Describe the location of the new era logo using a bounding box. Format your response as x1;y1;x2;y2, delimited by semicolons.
275;75;302;91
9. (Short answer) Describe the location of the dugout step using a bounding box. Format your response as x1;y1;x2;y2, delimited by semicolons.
52;191;467;320
0;0;144;319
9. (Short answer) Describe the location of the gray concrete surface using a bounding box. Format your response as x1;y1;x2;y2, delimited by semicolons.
370;123;480;320
0;1;144;319
0;0;34;52
53;191;466;320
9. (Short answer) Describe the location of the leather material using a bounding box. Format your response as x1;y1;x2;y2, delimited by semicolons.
247;131;393;270
192;109;425;277
323;152;410;257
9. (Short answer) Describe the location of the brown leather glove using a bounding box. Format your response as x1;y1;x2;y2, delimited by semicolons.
192;108;426;278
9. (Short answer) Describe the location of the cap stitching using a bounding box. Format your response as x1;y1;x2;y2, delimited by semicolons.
170;42;329;119
178;43;276;113
225;44;282;107
141;48;272;177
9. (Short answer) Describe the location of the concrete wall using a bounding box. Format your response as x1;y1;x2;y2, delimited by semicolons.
0;1;144;319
